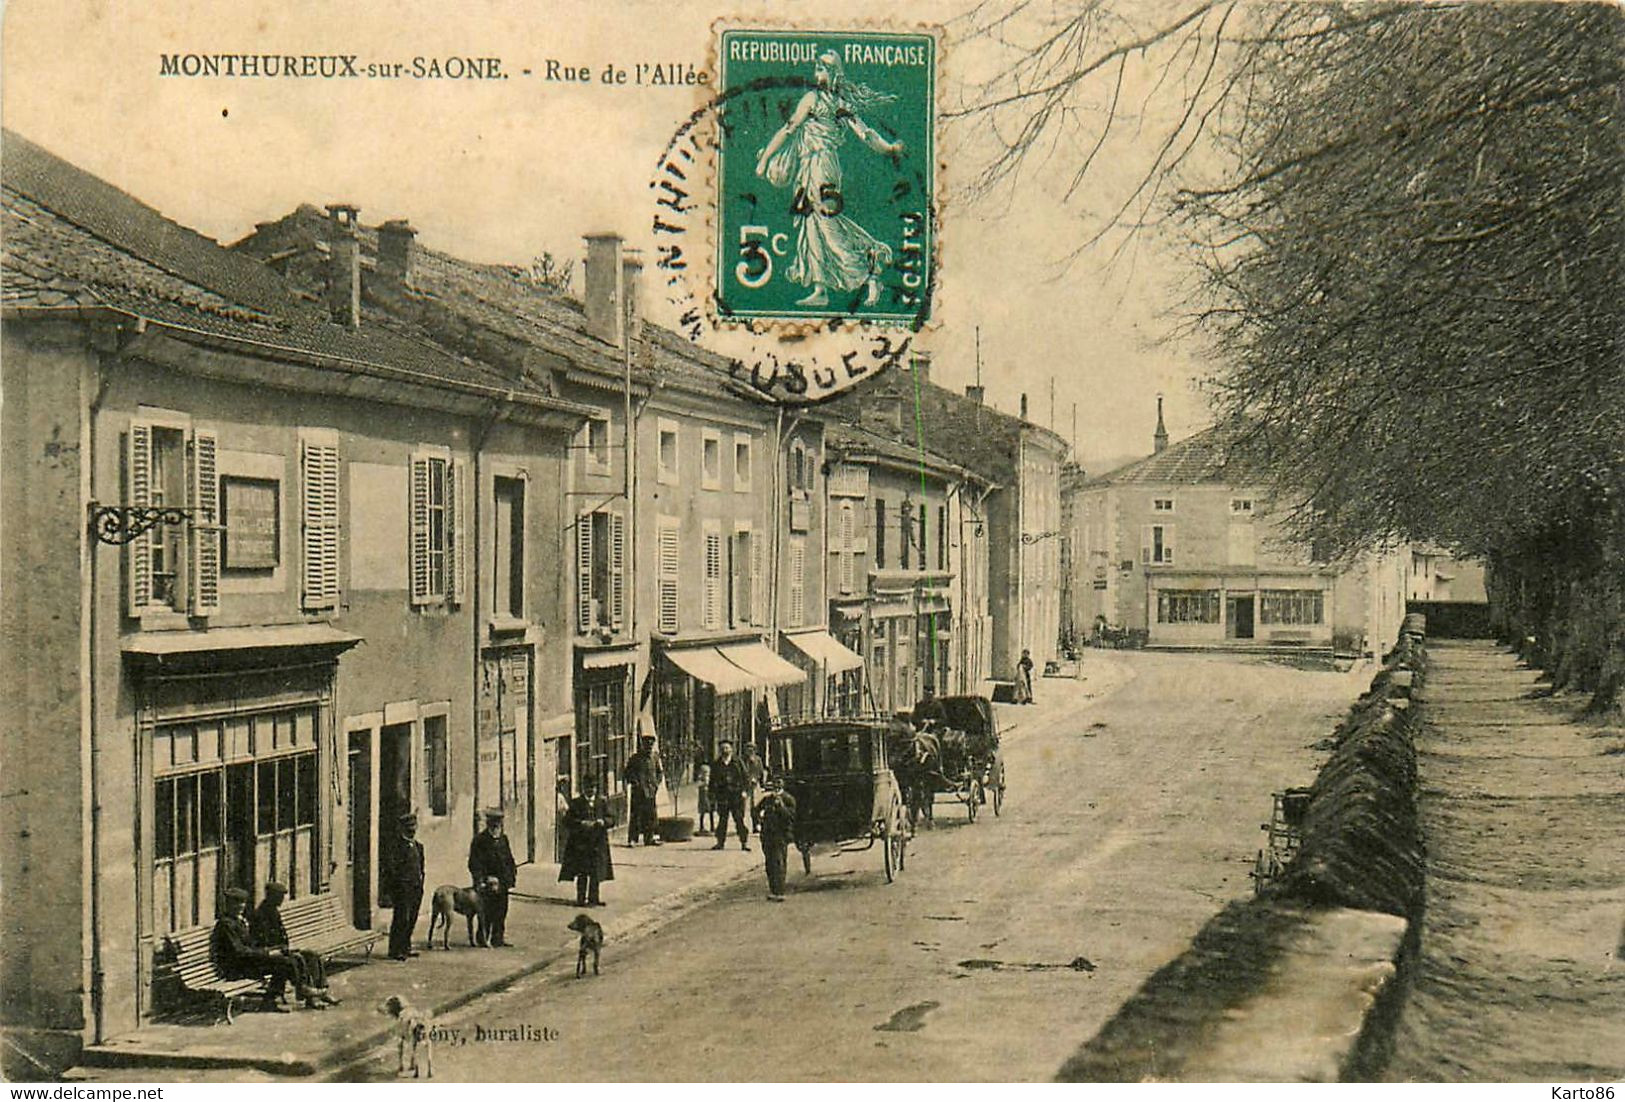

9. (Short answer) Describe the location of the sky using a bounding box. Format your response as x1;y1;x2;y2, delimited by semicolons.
2;0;1223;473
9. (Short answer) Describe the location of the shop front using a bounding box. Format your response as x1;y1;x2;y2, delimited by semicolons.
781;628;865;717
653;638;805;790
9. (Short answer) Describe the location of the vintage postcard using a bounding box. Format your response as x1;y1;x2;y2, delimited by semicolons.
2;0;1620;1089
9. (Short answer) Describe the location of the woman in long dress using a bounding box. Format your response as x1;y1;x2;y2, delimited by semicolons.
755;51;905;307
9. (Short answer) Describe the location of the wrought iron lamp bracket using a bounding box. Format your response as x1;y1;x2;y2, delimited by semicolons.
1020;530;1059;546
89;502;196;546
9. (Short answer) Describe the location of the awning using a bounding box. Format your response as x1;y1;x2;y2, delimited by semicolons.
783;630;863;675
665;646;761;694
122;624;362;673
717;643;807;689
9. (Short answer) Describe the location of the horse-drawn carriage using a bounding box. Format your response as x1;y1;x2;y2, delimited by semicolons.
892;695;1006;827
765;715;912;882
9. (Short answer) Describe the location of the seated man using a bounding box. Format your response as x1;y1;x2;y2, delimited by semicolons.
250;882;340;1006
212;887;319;1012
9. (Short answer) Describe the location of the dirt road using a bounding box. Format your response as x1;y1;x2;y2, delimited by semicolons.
344;651;1363;1082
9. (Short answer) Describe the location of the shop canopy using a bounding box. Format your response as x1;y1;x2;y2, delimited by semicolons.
783;629;864;675
717;643;807;689
666;642;806;694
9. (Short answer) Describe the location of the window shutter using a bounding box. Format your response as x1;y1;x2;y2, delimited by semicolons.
576;514;594;633
1140;526;1152;564
126;421;154;614
789;539;806;627
301;436;341;611
704;530;722;629
839;504;855;595
751;531;765;626
1163;526;1174;564
609;511;626;631
410;454;431;605
188;429;221;616
657;520;680;633
448;460;467;605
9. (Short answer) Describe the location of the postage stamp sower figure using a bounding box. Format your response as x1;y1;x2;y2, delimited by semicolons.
716;29;936;324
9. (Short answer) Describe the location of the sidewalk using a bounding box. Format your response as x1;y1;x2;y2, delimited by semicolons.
70;833;761;1079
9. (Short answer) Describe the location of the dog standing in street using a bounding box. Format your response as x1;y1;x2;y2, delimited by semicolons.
426;881;494;949
378;995;433;1078
567;913;604;977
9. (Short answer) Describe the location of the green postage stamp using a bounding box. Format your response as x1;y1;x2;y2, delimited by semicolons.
714;28;936;326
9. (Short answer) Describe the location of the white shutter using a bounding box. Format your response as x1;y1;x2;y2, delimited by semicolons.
839;503;855;595
188;429;221;617
609;512;626;631
126;421;154;614
789;538;806;627
704;529;722;629
410;454;432;605
1141;525;1152;565
1163;525;1175;565
657;518;680;633
751;531;765;626
301;435;341;611
576;514;594;633
448;460;467;605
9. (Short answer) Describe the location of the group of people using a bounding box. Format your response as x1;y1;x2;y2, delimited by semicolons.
211;883;342;1013
381;807;520;961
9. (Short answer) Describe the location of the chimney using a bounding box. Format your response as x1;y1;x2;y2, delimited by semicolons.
1154;393;1169;453
964;384;985;405
377;219;418;291
621;248;644;343
862;393;905;437
326;204;361;329
1019;392;1029;420
909;351;931;387
583;233;625;348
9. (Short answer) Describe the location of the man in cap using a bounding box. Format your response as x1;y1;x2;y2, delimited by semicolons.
212;887;316;1012
623;733;664;847
754;777;798;902
250;882;340;1005
708;739;751;851
468;809;518;947
383;812;425;961
558;775;614;906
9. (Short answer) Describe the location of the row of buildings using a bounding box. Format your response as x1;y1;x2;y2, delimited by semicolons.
0;132;1066;1067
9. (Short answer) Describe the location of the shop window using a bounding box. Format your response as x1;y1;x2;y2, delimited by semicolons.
1260;589;1325;625
1157;589;1221;623
575;674;630;793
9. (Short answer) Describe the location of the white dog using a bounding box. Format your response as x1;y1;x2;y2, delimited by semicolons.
378;994;433;1078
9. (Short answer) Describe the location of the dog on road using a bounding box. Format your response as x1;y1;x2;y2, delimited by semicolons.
427;880;496;949
567;913;604;977
378;994;433;1078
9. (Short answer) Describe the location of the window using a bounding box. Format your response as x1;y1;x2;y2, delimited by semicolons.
657;419;679;486
423;713;449;816
900;501;912;569
733;434;753;493
410;450;465;606
874;499;887;569
127;417;221;617
575;509;625;633
656;515;680;633
917;504;927;572
1153;498;1175;513
1141;524;1175;565
1229;498;1254;515
703;522;724;629
937;505;948;570
575;672;630;795
1260;589;1325;625
298;431;340;610
730;526;760;627
585;414;611;476
791;443;806;492
1157;589;1221;623
494;476;526;620
788;536;806;627
701;430;722;490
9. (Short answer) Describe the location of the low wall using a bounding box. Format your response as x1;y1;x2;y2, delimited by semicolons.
1057;628;1428;1082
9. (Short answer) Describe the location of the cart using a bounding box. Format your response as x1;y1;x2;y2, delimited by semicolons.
1250;787;1312;893
899;696;1006;827
767;716;912;883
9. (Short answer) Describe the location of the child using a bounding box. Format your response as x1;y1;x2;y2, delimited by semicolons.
695;761;714;834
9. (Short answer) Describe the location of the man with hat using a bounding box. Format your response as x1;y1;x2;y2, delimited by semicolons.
468;809;518;947
212;887;317;1012
250;882;340;1005
558;775;614;906
383;812;425;961
753;777;798;902
623;732;664;847
708;739;751;851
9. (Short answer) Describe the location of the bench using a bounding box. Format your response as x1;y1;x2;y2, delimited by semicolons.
161;893;378;1023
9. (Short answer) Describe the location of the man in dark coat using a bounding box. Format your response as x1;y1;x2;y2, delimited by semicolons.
558;777;614;906
623;735;664;847
212;887;313;1012
249;882;339;1005
468;809;518;947
754;779;798;901
709;739;751;851
1016;649;1036;704
383;812;425;961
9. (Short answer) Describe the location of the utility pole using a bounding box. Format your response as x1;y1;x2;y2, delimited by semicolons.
1049;376;1056;431
975;326;982;388
1071;402;1077;463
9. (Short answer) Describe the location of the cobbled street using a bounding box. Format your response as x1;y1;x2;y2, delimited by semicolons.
342;651;1366;1082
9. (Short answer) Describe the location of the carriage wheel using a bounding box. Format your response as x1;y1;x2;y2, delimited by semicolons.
992;767;1006;817
966;779;981;822
800;844;812;876
882;824;896;883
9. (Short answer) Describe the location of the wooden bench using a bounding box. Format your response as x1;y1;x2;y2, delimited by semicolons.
161;894;378;1024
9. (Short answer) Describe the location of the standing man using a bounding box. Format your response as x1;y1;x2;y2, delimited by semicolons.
623;734;664;847
559;776;615;906
250;882;339;1005
1017;649;1036;705
383;812;425;961
754;778;798;902
468;809;518;947
742;742;766;833
709;739;751;852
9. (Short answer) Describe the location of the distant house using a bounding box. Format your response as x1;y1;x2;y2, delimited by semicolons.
1406;546;1487;604
1065;401;1405;656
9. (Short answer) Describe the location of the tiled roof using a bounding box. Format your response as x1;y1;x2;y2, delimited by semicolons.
1085;422;1253;486
232;205;759;403
825;420;971;483
1;130;579;409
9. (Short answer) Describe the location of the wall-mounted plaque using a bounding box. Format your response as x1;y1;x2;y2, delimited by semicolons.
221;476;279;569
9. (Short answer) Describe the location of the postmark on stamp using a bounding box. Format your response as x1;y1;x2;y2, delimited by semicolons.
714;28;936;327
